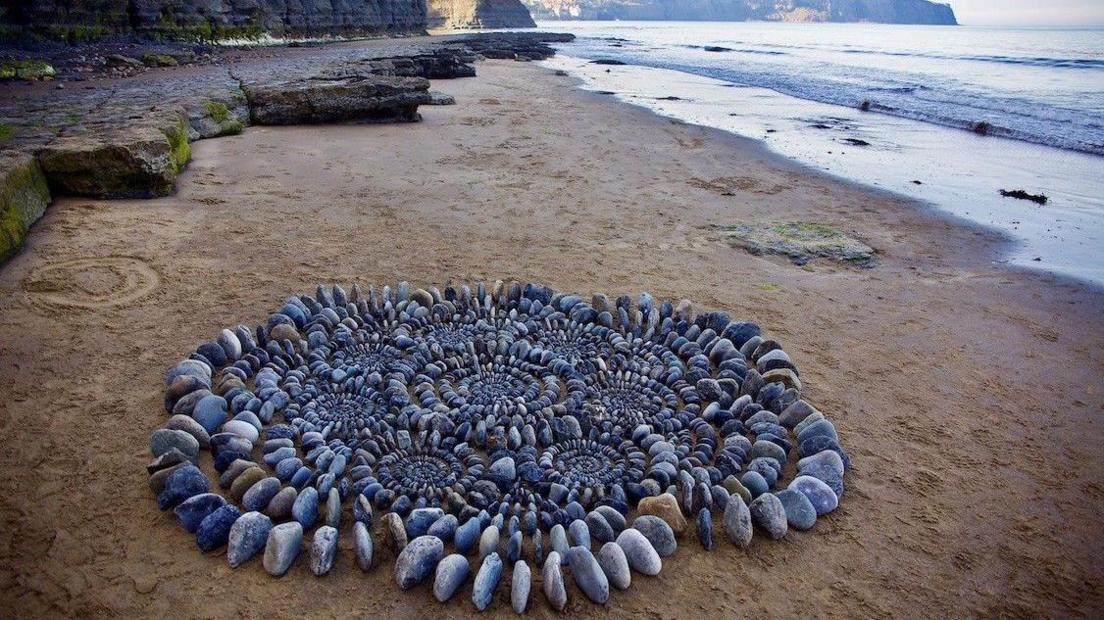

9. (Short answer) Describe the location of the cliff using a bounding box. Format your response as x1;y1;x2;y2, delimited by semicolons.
428;0;537;29
0;0;428;41
524;0;957;25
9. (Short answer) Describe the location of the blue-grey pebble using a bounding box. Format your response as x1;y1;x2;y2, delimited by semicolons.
789;475;839;515
615;528;661;575
263;521;303;576
631;515;676;557
455;517;481;555
596;541;631;590
292;487;319;528
354;521;374;571
196;504;241;552
697;508;714;550
395;535;444;590
473;552;503;611
407;507;444;539
775;488;817;530
567;546;609;604
157;464;209;510
749;493;788;539
723;493;753;547
242;477;281;512
227;511;272;568
568;519;590;549
512;560;531;613
428;514;458;543
175;493;226;532
542;552;567;611
479;524;500;560
310;525;338;576
433;553;470;602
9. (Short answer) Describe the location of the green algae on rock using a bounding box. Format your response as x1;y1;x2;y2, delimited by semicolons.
0;59;56;80
0;153;51;262
37;115;191;198
713;222;876;267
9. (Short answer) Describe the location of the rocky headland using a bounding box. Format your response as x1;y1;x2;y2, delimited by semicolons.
0;32;571;262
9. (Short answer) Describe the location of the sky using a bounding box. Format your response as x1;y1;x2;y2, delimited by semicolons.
949;0;1104;26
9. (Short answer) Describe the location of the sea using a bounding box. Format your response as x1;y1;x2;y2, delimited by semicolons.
531;21;1104;284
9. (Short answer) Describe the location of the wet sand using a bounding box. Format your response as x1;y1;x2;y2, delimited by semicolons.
0;60;1102;617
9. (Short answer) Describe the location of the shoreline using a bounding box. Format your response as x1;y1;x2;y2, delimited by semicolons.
0;53;1102;618
540;52;1104;286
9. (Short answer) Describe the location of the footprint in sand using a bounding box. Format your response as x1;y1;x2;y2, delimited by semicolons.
22;256;159;312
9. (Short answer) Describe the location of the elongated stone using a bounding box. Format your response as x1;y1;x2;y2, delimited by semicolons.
433;553;469;602
263;522;303;576
542;552;567;611
615;528;661;575
395;535;443;590
567;546;609;604
723;493;753;547
310;525;338;576
511;560;531;613
472;551;503;611
228;511;272;568
596;541;631;590
354;521;374;571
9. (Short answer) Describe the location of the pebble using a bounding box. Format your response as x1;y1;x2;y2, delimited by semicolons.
354;521;374;571
242;477;281;512
394;535;443;590
292;487;319;528
472;552;503;611
264;486;298;521
227;511;272;568
174;493;226;532
789;475;840;515
507;530;522;563
723;493;753;547
196;504;241;552
382;512;408;555
740;470;770;498
631;515;677;557
164;414;211;448
324;487;341;528
615;528;661;575
310;526;338;576
797;450;846;497
723;475;753;505
568;518;591;549
428;514;458;543
433;553;469;602
192;394;229;434
595;505;627;533
263;522;303;576
407;507;445;538
157;464;209;510
749;493;788;539
229;467;266;502
511;560;531;613
455;516;481;554
219;459;257;489
567;546;609;604
222;419;259;444
354;494;374;525
542;552;567;611
697;508;714;550
479;524;500;560
775;488;817;530
596;541;631;589
586;510;616;543
150;428;199;460
636;493;687;536
550;524;569;564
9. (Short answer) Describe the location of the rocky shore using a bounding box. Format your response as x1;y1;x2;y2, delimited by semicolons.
0;32;571;262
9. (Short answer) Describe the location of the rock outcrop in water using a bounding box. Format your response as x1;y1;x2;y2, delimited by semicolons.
428;0;538;29
523;0;957;25
0;0;428;41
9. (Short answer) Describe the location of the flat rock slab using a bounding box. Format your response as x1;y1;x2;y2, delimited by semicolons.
244;75;432;125
713;222;876;267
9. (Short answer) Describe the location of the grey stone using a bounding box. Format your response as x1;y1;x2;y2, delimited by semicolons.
615;528;661;576
263;521;303;576
596;541;631;590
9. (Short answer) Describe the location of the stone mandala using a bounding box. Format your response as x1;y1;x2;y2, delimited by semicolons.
150;281;848;609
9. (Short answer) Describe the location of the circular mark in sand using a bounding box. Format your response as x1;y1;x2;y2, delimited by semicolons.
22;256;159;310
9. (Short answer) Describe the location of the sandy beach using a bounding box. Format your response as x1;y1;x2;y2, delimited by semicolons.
1;58;1102;617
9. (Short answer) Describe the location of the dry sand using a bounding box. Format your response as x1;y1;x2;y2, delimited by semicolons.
1;60;1102;618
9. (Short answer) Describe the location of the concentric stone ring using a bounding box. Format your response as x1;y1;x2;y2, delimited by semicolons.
150;280;848;607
